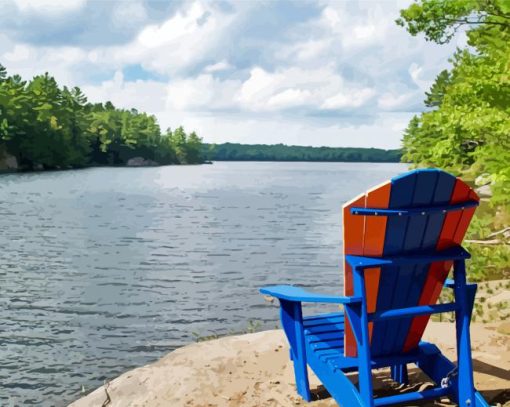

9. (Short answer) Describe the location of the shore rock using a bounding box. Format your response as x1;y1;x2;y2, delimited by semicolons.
476;184;493;197
475;173;492;186
0;152;18;171
70;322;510;407
126;157;159;167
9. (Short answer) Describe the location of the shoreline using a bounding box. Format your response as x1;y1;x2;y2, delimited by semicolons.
0;160;406;176
70;321;509;407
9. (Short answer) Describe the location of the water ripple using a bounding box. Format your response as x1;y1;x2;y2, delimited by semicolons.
0;162;406;405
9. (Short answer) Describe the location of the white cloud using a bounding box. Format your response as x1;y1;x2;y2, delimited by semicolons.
156;110;415;149
322;88;375;110
13;0;86;15
3;44;31;62
82;71;167;113
0;0;466;148
112;1;147;28
378;91;418;110
267;88;311;109
204;60;232;73
108;1;236;76
166;74;240;111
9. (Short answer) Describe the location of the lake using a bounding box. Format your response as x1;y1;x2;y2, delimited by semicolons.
0;161;406;405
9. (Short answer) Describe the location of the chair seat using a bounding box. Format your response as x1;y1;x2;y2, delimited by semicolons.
303;312;355;372
303;312;442;374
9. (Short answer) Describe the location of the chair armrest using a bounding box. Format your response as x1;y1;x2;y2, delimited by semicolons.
260;285;361;304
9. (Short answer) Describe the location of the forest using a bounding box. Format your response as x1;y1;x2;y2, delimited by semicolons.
398;0;510;281
0;64;203;170
203;143;401;163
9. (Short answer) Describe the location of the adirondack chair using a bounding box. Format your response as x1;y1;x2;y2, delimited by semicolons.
260;169;490;407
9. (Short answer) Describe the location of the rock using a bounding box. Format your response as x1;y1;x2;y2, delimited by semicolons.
70;323;510;407
126;157;159;167
475;173;493;186
0;151;18;171
476;184;493;197
33;163;44;171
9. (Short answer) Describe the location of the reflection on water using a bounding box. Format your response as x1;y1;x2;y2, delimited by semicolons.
0;161;406;405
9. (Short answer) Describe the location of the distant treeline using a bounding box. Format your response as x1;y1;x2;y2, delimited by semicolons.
203;143;402;163
0;64;203;171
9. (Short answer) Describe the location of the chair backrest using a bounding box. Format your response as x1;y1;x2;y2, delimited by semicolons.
342;169;479;357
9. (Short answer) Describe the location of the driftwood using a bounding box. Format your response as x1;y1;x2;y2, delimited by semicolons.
465;227;510;245
488;227;510;239
465;239;502;245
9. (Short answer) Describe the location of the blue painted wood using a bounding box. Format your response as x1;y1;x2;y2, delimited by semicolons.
350;201;478;216
381;264;417;354
367;302;458;321
370;265;399;357
421;172;457;248
260;169;489;407
305;344;364;407
382;171;438;355
353;266;374;407
279;299;311;401
303;312;343;325
345;246;471;269
324;342;439;371
391;171;457;354
390;364;409;385
453;260;476;407
260;285;362;303
373;386;450;406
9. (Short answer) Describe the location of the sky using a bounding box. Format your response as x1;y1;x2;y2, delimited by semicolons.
0;0;466;149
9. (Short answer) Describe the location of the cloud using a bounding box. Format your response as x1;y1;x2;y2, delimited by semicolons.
13;0;86;16
322;88;375;110
0;0;466;148
166;74;240;111
82;71;167;113
204;60;233;73
267;88;312;109
111;1;147;28
378;91;419;111
108;1;237;76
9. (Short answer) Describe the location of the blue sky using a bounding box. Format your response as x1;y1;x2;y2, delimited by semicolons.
0;0;465;148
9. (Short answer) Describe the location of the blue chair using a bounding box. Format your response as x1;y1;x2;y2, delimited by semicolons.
260;169;489;407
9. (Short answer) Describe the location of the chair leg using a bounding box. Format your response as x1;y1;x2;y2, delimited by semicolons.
279;299;311;401
352;266;375;407
453;260;476;407
391;364;408;385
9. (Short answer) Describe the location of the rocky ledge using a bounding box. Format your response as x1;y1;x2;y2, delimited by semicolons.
70;322;509;407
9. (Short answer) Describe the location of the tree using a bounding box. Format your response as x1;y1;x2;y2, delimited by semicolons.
0;64;203;169
397;0;510;205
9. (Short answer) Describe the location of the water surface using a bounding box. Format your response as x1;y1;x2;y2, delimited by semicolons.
0;161;406;405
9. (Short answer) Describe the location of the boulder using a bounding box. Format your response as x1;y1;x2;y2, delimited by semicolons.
0;152;18;171
126;157;159;167
476;184;493;198
475;173;492;186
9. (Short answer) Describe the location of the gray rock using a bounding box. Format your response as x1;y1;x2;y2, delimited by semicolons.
126;157;159;167
475;173;492;186
476;184;492;197
0;152;18;170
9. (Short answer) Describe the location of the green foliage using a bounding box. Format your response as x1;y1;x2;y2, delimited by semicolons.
204;143;402;163
424;70;451;108
399;0;510;206
0;64;203;169
396;0;510;45
398;0;510;281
